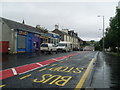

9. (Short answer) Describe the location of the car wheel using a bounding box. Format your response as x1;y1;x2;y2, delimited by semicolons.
56;51;58;54
50;49;53;54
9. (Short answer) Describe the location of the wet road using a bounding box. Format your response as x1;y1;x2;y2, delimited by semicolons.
1;51;120;89
1;51;97;89
2;51;81;70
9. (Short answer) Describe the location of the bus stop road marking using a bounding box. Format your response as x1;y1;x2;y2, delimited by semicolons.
51;64;57;66
39;68;47;72
19;74;32;80
0;52;80;80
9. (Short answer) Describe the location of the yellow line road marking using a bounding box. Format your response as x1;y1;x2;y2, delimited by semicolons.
20;74;31;80
39;68;47;71
75;58;94;90
51;64;57;66
0;85;6;88
81;68;84;70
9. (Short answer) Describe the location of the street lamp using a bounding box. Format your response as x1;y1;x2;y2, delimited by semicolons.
97;15;105;51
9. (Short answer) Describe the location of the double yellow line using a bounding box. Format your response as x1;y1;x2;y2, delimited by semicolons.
75;58;94;90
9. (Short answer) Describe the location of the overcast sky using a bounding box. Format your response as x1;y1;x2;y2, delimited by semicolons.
1;0;119;41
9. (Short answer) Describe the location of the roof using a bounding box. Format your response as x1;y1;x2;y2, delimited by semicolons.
53;29;67;35
1;17;42;34
53;29;83;41
60;30;68;35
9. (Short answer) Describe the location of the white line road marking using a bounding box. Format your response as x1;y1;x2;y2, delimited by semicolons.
52;58;59;61
11;68;17;75
19;67;42;75
18;64;50;75
36;63;43;67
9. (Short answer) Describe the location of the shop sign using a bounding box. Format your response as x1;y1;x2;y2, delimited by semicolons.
18;31;28;35
34;34;40;37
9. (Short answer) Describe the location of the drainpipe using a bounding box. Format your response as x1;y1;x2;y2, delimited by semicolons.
11;29;17;54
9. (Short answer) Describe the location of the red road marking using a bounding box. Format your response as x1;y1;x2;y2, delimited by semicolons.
15;63;41;74
0;69;14;80
38;59;57;65
55;56;67;60
0;52;80;80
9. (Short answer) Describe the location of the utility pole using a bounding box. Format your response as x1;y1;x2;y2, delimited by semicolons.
98;15;105;51
103;16;105;52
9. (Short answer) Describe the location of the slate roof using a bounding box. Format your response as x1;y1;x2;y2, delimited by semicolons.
53;29;68;35
1;17;42;34
53;29;83;41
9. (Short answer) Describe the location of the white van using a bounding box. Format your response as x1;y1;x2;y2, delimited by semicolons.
40;43;57;54
57;41;72;52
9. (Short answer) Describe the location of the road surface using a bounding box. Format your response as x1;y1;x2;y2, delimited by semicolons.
1;51;120;89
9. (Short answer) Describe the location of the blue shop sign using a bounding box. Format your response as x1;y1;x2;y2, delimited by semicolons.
52;34;60;38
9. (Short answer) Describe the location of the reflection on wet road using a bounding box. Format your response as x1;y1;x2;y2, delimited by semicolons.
1;51;120;89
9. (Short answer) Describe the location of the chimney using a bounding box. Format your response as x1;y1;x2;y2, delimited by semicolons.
36;25;41;29
55;24;59;30
22;20;25;24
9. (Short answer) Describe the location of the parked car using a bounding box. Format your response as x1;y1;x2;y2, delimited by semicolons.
40;43;57;54
79;47;83;51
73;47;80;51
57;41;72;52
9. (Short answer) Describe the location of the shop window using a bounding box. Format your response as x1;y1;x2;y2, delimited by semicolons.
18;35;26;49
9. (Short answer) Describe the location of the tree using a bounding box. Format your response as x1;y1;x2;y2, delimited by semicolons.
103;8;120;52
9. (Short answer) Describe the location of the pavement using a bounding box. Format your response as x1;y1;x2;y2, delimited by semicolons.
90;52;120;89
1;51;120;89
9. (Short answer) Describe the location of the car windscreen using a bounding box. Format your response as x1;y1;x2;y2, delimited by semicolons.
58;43;67;47
41;44;48;47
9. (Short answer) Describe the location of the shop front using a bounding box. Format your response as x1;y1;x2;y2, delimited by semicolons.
33;34;40;52
17;30;28;53
17;30;41;53
40;33;48;44
48;32;60;45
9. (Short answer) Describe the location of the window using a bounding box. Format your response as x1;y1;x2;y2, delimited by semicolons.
58;43;67;47
41;44;48;47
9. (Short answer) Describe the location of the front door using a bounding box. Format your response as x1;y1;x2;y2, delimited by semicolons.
26;36;32;52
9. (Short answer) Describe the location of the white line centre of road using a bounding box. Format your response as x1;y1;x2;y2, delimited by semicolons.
11;68;17;75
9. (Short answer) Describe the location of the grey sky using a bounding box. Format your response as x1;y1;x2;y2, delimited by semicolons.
1;1;119;41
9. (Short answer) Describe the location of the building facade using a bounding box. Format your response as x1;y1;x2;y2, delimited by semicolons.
0;17;44;53
52;29;67;42
48;31;60;45
0;18;83;53
52;25;83;50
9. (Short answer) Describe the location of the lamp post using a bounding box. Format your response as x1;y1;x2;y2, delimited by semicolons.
97;15;105;51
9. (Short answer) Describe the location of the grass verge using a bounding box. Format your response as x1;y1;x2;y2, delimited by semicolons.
106;52;120;56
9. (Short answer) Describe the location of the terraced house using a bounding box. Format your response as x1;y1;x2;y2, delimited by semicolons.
52;25;83;50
